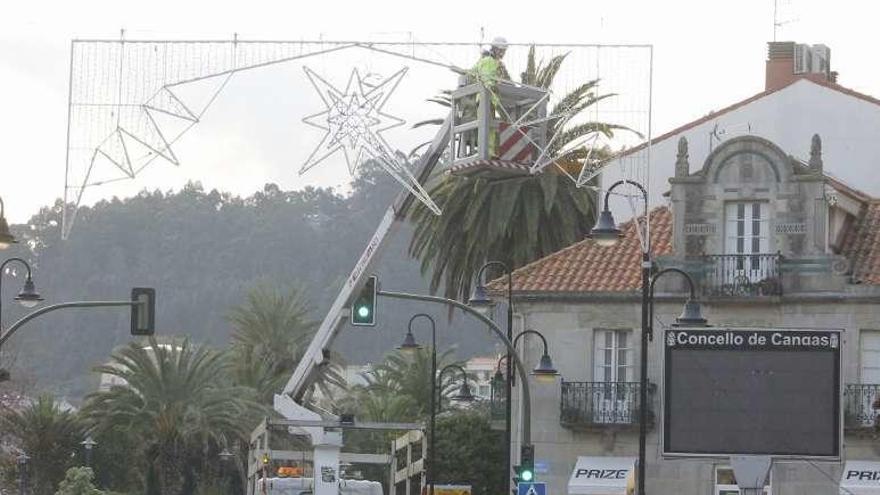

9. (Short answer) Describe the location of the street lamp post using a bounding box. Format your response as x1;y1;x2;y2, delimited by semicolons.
0;257;44;328
490;355;507;420
17;452;29;495
397;313;438;495
468;261;513;492
0;197;18;250
438;364;476;404
512;329;560;384
81;436;97;468
0;257;43;379
590;180;708;495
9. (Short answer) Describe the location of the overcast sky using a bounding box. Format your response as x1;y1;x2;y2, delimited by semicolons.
1;0;877;223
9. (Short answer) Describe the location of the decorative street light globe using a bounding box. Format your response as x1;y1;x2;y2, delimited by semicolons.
532;353;560;384
397;331;421;353
451;381;476;402
589;209;623;247
672;299;710;327
15;277;43;308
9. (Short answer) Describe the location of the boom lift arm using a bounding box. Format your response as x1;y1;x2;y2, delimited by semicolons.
281;113;452;401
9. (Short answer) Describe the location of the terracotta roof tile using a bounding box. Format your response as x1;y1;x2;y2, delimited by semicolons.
490;207;672;293
495;196;880;294
841;201;880;285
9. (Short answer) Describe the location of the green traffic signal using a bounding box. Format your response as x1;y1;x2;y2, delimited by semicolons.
519;444;535;482
357;305;371;319
351;276;377;326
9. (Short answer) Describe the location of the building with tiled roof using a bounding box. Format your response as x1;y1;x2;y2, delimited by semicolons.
501;131;880;494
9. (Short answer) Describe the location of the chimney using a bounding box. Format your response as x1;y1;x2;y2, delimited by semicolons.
765;41;835;91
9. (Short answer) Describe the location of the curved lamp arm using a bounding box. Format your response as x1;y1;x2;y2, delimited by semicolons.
0;257;35;331
475;260;512;300
0;258;34;280
437;364;471;413
602;180;650;254
438;364;468;384
406;313;436;343
513;329;551;355
603;179;648;212
648;267;700;339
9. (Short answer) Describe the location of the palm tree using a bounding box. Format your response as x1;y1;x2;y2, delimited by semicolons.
0;395;84;495
82;338;261;495
361;347;462;420
409;46;636;302
227;284;345;405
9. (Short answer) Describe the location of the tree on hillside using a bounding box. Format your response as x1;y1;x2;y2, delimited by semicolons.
55;467;104;495
82;338;262;495
409;46;635;301
0;395;84;495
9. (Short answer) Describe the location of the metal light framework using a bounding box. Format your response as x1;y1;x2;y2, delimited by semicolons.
0;198;16;250
301;67;440;215
512;329;560;384
468;260;514;494
589;179;709;495
63;39;653;242
396;313;439;495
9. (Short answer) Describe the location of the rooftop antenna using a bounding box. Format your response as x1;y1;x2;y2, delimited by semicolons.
773;0;799;41
709;122;752;152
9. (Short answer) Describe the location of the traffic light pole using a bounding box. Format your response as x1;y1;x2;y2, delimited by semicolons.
0;300;146;347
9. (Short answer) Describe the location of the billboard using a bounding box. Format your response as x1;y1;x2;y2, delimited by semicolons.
663;328;841;458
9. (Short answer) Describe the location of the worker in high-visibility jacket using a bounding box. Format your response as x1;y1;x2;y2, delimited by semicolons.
469;36;511;157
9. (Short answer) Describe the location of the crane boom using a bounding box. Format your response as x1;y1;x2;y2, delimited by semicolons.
282;114;452;401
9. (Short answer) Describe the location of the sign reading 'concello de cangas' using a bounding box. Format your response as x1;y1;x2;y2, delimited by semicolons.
666;329;839;350
663;328;842;458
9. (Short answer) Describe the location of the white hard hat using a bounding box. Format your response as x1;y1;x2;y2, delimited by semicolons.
490;36;509;49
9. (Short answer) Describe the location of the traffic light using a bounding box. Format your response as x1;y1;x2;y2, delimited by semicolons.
351;276;377;326
130;287;156;336
520;444;535;482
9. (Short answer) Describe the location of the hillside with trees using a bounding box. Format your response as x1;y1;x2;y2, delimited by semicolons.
1;161;496;400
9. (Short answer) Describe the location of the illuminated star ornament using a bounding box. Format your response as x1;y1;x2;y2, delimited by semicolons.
300;67;441;215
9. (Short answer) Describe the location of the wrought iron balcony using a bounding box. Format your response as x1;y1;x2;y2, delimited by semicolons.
702;253;782;297
560;381;655;429
844;383;880;431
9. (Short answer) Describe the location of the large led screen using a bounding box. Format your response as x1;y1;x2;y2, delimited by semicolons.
663;328;841;457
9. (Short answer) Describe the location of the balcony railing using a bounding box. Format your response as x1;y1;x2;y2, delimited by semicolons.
703;253;782;297
560;381;654;429
844;384;880;430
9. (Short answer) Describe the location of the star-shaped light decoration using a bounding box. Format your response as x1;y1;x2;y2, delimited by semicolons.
300;67;441;215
